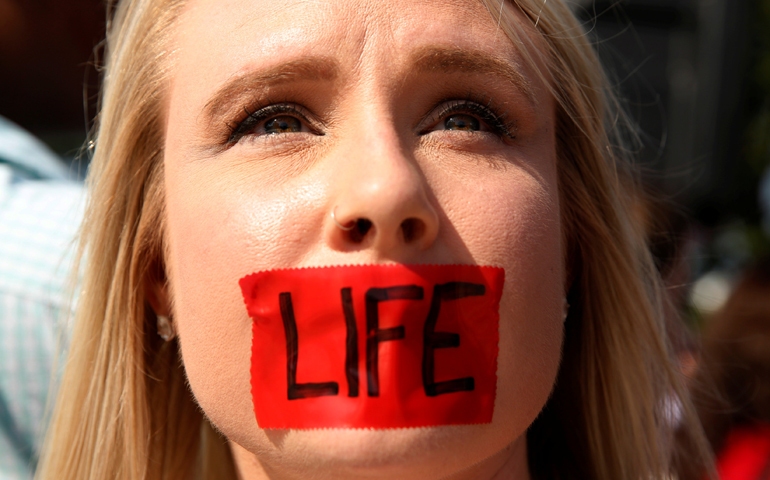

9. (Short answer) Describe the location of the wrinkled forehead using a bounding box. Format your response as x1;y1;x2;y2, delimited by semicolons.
168;0;550;102
176;0;513;58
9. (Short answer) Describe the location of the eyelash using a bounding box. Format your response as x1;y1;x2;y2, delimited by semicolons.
421;94;516;140
226;101;316;144
225;93;516;145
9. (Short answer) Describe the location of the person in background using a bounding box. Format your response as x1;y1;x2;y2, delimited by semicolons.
690;258;770;480
0;115;84;479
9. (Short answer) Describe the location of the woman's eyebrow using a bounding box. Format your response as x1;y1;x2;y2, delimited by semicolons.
203;57;339;125
201;48;534;127
409;46;535;104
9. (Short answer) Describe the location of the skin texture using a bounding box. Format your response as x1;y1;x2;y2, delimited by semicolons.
158;0;565;478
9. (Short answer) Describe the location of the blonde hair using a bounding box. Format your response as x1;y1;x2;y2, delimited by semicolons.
36;0;712;479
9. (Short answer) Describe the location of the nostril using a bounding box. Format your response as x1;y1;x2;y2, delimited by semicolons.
349;218;373;244
400;218;425;243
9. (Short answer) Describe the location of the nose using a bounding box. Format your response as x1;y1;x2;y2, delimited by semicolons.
325;130;439;260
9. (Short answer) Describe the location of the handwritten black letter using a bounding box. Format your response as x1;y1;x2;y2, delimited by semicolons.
422;282;485;397
279;292;339;400
365;285;424;396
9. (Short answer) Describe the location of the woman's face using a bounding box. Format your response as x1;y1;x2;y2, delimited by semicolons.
161;0;565;478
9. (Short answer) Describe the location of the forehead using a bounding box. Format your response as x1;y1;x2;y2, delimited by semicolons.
178;0;507;52
171;0;542;91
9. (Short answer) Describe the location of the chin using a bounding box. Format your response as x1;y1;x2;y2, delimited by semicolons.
233;422;519;479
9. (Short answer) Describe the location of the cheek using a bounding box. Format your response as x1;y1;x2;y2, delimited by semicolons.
162;170;325;444
441;172;564;427
495;212;564;429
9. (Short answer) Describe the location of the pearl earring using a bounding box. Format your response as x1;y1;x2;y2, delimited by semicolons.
562;299;570;323
157;315;176;341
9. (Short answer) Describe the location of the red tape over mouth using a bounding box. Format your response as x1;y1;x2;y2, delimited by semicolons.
239;264;504;429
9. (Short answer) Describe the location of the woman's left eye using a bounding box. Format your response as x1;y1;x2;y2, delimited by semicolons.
443;114;480;132
421;99;515;139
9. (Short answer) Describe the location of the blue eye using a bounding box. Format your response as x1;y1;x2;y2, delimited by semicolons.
420;97;516;140
444;114;480;132
264;116;302;134
228;103;316;144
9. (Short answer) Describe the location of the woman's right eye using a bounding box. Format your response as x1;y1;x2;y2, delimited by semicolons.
263;116;303;134
227;103;317;145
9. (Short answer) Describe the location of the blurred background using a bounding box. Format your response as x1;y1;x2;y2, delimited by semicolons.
570;0;770;327
1;1;769;478
0;0;769;321
0;0;105;164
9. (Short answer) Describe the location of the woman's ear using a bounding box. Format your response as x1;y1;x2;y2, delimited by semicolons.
145;261;172;317
146;280;171;317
